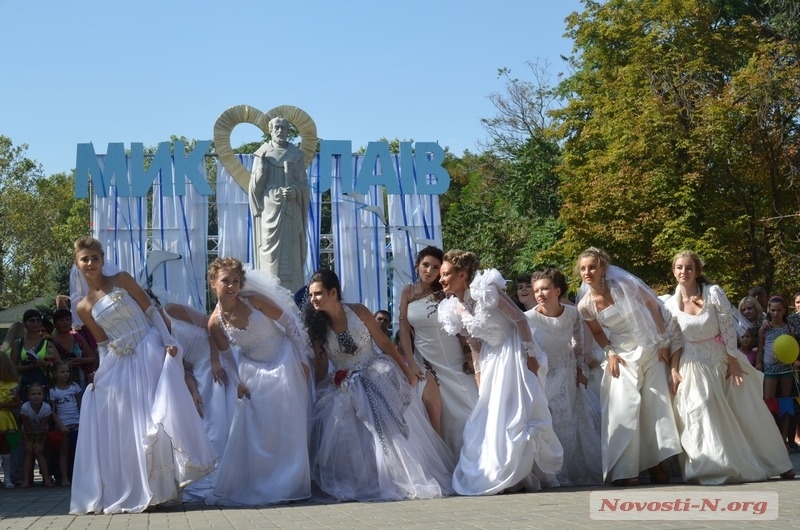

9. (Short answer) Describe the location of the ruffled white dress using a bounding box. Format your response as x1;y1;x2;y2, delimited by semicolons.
310;305;455;501
407;294;478;455
210;297;312;506
525;305;603;486
578;294;681;483
70;288;217;514
665;285;793;484
439;269;563;495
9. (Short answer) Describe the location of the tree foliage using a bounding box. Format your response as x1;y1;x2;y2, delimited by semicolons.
0;137;90;308
440;60;566;279
543;0;800;296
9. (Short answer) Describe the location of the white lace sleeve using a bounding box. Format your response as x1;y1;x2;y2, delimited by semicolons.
577;296;596;322
708;284;739;356
569;307;585;370
663;293;684;355
438;296;464;336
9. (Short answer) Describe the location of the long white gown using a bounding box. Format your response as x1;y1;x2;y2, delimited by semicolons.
310;305;455;501
70;288;217;515
407;293;478;455
525;304;603;486
577;296;681;483
439;269;563;495
665;284;793;484
210;297;312;506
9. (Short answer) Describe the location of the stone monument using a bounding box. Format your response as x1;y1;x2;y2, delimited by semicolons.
249;116;309;293
213;105;317;293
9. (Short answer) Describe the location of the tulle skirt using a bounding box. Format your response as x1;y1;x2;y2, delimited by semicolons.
310;354;455;501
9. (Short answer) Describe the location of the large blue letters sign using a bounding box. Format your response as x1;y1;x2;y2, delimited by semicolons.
74;140;449;198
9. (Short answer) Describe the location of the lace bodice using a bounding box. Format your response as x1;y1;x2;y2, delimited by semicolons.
92;287;151;356
526;305;584;371
325;305;376;372
665;285;740;365
218;297;285;365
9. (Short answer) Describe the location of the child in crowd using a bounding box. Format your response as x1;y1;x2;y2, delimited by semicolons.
49;361;81;486
738;327;758;367
19;382;53;487
0;353;20;488
757;296;797;451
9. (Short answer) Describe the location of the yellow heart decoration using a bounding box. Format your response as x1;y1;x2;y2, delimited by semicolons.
213;104;318;191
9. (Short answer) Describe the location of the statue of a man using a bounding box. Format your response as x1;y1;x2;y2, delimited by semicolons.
248;116;310;293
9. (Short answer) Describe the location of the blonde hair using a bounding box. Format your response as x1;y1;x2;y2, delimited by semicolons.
73;235;104;256
442;250;480;281
208;257;246;287
0;321;24;353
574;246;611;278
671;250;704;274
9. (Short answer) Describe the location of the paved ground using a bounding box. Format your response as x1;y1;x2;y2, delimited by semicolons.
1;455;800;529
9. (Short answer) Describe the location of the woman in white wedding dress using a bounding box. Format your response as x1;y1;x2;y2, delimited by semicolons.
438;250;563;495
306;269;454;501
156;302;238;503
206;257;313;506
525;268;602;486
576;247;680;486
398;246;478;455
69;237;216;515
665;250;794;484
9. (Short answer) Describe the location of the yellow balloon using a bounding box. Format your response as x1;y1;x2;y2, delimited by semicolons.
774;334;799;364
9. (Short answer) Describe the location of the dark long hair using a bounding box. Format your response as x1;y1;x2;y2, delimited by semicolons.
303;269;342;346
415;245;445;292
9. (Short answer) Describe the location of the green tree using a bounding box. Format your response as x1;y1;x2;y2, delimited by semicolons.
0;136;90;308
441;62;565;279
546;0;800;296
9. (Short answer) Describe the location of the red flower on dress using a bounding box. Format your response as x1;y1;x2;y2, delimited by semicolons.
334;369;348;387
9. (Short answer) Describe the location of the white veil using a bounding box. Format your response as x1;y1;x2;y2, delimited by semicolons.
577;264;667;348
240;266;305;343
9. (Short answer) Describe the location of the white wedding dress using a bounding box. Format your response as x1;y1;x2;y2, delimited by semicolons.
407;294;478;455
665;285;793;484
439;269;563;495
168;314;238;504
70;288;217;514
170;316;237;458
526;304;603;486
209;297;312;506
578;294;681;483
310;305;455;501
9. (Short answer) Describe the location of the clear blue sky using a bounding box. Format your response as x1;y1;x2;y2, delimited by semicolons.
1;0;583;177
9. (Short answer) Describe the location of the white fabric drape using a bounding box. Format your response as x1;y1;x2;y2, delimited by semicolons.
92;155;208;311
93;155;147;279
388;154;443;329
331;155;388;312
150;159;209;309
215;154;254;264
90;150;443;318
